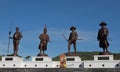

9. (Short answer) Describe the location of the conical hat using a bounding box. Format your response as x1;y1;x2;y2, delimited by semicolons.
43;25;47;32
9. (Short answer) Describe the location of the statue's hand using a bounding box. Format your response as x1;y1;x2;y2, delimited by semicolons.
67;40;69;42
9;37;13;39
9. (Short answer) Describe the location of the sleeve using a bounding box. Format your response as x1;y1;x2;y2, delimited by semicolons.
97;30;100;40
68;33;71;40
20;32;23;38
106;28;109;36
39;34;42;39
75;32;78;40
47;34;49;42
13;33;15;39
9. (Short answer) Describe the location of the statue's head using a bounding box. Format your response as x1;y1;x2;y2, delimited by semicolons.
43;26;47;33
16;27;19;32
70;26;76;31
99;22;107;27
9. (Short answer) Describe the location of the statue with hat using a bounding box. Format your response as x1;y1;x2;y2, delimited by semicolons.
97;22;110;55
38;26;49;56
67;26;78;55
9;27;23;56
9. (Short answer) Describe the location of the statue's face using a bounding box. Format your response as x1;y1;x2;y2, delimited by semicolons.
16;27;19;32
101;25;105;28
71;29;75;31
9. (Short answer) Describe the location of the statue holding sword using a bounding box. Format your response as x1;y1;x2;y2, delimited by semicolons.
38;26;49;56
97;22;110;55
67;26;78;55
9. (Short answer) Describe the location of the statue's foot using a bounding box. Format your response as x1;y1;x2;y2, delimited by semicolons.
99;51;111;55
66;52;77;56
106;51;109;53
7;54;13;56
7;53;21;57
13;54;17;56
37;53;48;56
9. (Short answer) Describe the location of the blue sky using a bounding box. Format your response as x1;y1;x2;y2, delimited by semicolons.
0;0;120;58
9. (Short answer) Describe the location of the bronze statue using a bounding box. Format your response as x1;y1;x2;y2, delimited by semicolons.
68;26;78;55
38;26;49;56
97;22;109;54
10;27;23;56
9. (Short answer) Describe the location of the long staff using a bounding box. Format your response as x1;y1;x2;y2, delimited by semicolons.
7;21;12;55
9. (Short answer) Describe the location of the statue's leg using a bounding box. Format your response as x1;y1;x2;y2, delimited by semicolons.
40;43;43;54
39;49;41;55
106;48;108;52
104;40;109;53
73;42;76;55
15;41;19;56
68;41;71;54
14;47;16;56
13;41;17;56
43;50;45;54
43;42;47;54
103;48;105;53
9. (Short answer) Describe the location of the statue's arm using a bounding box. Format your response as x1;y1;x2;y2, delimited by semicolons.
47;35;50;42
9;36;13;39
20;32;23;38
68;33;71;41
106;28;109;36
39;34;42;40
76;32;78;40
97;30;100;41
9;33;14;39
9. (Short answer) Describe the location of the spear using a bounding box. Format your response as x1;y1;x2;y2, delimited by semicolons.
7;21;12;55
108;37;112;42
62;34;68;41
62;34;84;42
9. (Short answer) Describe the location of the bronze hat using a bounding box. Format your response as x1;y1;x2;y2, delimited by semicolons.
43;25;47;32
99;22;107;26
70;26;76;30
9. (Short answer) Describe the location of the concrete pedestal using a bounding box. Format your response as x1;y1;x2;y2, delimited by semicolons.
65;56;83;68
0;56;23;68
23;56;53;68
84;55;120;68
32;56;52;62
94;55;113;61
0;55;120;68
2;56;23;61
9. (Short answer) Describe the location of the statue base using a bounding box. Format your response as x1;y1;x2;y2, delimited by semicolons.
2;56;23;61
94;55;113;61
37;53;48;56
99;52;111;55
66;53;77;56
7;53;21;57
65;56;82;68
84;55;117;68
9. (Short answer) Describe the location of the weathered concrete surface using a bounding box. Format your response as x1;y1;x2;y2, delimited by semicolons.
0;68;120;72
85;68;120;72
